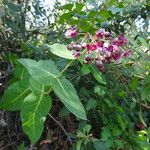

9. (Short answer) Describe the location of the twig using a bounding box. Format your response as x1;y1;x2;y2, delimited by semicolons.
48;114;73;145
139;103;150;110
0;142;16;150
59;60;74;77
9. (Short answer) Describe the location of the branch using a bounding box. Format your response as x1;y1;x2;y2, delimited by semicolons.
48;114;73;145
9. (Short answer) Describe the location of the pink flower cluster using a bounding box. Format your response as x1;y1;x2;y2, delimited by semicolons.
65;28;131;71
65;27;78;38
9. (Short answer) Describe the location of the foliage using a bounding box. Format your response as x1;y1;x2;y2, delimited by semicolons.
0;58;87;143
0;0;149;149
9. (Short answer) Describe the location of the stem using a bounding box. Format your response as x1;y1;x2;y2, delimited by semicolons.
48;114;73;145
43;88;52;95
80;33;89;44
59;59;74;77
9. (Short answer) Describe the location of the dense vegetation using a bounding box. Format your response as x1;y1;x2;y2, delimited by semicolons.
0;0;149;149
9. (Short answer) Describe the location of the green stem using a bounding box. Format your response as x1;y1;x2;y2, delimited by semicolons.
58;59;74;77
43;88;52;95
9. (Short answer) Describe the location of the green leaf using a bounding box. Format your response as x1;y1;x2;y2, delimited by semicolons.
4;0;22;13
94;85;106;96
93;140;107;150
46;43;75;60
130;77;139;91
19;59;60;85
81;65;91;75
0;80;29;110
101;127;111;141
76;139;83;150
75;3;84;11
118;90;126;97
21;92;52;143
91;67;106;85
13;63;30;80
86;99;97;111
99;10;111;21
29;78;43;94
17;143;25;150
138;37;149;49
4;51;18;65
115;139;124;149
83;124;91;134
59;13;73;24
117;114;126;130
112;126;122;137
141;84;150;101
20;42;35;56
78;19;91;32
88;10;97;18
77;131;87;139
61;4;74;10
108;7;124;13
51;77;87;120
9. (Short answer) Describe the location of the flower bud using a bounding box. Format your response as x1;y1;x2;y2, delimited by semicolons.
81;43;87;49
73;51;81;58
123;50;131;57
75;44;82;51
96;28;105;39
112;53;122;62
85;54;92;62
95;60;104;70
104;31;111;39
67;42;76;50
96;41;103;48
65;27;78;38
86;44;97;53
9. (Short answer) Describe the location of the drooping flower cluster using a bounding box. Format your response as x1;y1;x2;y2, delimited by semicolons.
65;27;131;71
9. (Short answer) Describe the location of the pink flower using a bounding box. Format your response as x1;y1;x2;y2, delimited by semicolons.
73;51;81;58
85;54;92;62
104;56;113;63
104;31;111;39
112;53;122;62
65;27;78;38
106;45;119;52
112;38;121;46
75;44;82;51
112;45;119;51
95;60;105;71
118;34;128;45
112;35;127;46
66;27;131;71
81;43;87;48
106;45;114;52
86;44;97;53
123;50;131;57
96;29;105;38
96;41;103;48
67;42;76;50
